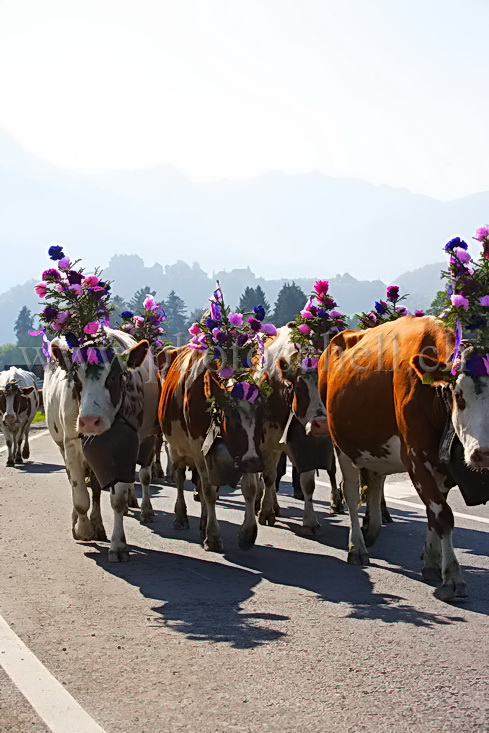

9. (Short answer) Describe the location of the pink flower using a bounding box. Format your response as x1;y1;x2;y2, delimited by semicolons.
480;296;489;307
143;295;156;310
83;321;99;335
218;366;234;378
122;323;134;333
57;311;70;323
53;312;70;331
262;323;277;336
228;312;243;326
86;348;99;364
188;323;201;335
451;294;469;310
35;282;48;297
314;280;329;296
330;310;342;318
58;256;71;271
298;324;311;335
133;316;144;328
69;284;83;295
300;309;313;319
453;247;471;263
396;306;409;316
56;283;65;292
83;275;100;288
474;225;489;241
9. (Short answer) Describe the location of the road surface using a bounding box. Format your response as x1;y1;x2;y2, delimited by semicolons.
0;427;488;732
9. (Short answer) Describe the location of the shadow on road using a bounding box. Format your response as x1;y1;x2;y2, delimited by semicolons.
9;461;64;474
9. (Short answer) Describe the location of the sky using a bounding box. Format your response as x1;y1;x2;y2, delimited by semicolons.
0;0;487;200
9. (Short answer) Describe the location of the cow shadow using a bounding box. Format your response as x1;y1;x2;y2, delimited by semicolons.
9;460;64;474
86;544;288;649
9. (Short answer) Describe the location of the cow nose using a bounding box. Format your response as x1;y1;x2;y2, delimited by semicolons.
469;448;489;468
307;417;329;437
3;414;16;424
78;415;103;434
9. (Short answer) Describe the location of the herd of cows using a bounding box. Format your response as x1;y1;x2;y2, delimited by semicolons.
2;314;489;602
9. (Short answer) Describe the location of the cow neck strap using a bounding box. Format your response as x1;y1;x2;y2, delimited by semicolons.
439;385;455;463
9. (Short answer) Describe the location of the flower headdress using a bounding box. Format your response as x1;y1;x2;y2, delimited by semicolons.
355;286;424;329
289;280;346;368
32;245;114;363
438;228;489;376
187;283;276;403
119;295;170;352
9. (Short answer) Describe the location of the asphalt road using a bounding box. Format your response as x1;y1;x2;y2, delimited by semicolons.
0;428;488;733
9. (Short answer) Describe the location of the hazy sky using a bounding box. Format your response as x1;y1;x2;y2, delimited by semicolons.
0;0;487;200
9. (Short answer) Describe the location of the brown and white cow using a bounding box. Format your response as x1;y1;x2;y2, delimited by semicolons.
44;328;159;561
318;315;472;601
0;367;40;467
158;346;266;552
253;324;342;534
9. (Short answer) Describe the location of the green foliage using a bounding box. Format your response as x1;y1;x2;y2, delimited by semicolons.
289;285;346;356
271;282;307;326
165;290;188;339
14;306;38;347
128;287;157;312
426;291;447;316
237;286;271;315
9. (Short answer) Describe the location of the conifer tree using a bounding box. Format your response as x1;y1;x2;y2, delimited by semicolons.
271;282;307;326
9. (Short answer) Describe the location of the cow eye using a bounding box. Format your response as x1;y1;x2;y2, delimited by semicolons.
455;391;466;410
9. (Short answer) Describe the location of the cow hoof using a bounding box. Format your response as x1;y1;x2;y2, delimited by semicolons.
73;517;95;541
330;502;345;515
108;548;130;562
6;458;15;467
204;537;224;553
273;503;281;517
140;510;155;524
436;580;468;602
238;525;257;551
127;497;139;509
422;567;442;584
347;550;370;566
22;448;30;459
14;457;23;465
258;510;276;526
302;523;321;536
293;490;305;501
382;508;394;524
174;517;190;530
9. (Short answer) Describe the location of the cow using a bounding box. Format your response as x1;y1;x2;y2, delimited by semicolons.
158;346;266;553
318;315;472;601
0;367;40;467
252;324;342;534
43;328;160;561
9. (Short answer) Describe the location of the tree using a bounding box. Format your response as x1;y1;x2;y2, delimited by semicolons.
237;285;271;315
111;295;128;327
14;306;38;347
186;307;206;330
426;290;446;316
165;290;188;342
271;282;307;326
128;286;157;312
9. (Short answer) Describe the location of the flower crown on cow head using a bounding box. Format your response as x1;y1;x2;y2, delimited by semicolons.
438;226;489;377
31;246;115;364
187;283;276;403
118;295;170;353
289;280;346;366
355;286;424;329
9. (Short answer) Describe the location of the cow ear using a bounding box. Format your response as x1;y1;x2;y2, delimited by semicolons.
51;343;69;370
126;340;149;370
156;347;177;376
204;370;227;409
410;355;452;386
21;386;35;396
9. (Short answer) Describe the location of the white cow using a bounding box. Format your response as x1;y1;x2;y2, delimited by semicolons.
43;328;160;561
0;367;40;467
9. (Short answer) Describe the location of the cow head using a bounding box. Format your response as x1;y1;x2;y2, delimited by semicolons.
277;355;329;436
411;348;489;469
51;340;149;435
0;382;35;427
204;371;266;473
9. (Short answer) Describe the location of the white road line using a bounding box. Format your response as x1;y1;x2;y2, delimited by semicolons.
0;614;106;733
0;428;50;454
285;471;489;526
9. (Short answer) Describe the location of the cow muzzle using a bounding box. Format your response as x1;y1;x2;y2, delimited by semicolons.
77;415;105;435
469;447;489;469
306;416;329;437
3;414;17;426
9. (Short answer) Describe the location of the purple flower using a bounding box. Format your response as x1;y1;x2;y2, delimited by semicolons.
143;295;156;311
218;366;234;378
396;306;409;316
35;282;48;298
236;333;249;346
451;294;469;310
329;310;342;318
121;310;134;319
188;323;201;335
253;304;266;321
474;226;489;242
65;332;80;348
229;312;243;326
262;323;277;336
67;270;83;285
247;317;262;332
84;321;99;335
413;310;425;317
42;268;61;282
316;309;330;318
374;300;388;315
48;245;64;260
58;256;71;271
205;317;219;330
298;324;311;335
300;309;313;319
453;247;471;263
41;306;58;321
445;237;468;252
386;286;400;302
314;280;329;295
480;296;489;307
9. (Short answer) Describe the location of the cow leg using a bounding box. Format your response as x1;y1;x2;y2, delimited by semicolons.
258;453;281;526
172;466;188;529
300;470;320;535
89;473;108;542
22;428;30;459
338;451;369;565
127;483;139;509
165;444;175;483
108;481;130;562
5;434;15;467
239;473;258;550
139;466;155;523
362;471;384;547
408;456;467;600
328;452;344;514
421;526;442;583
14;432;23;464
198;467;222;552
254;475;264;513
65;446;95;541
